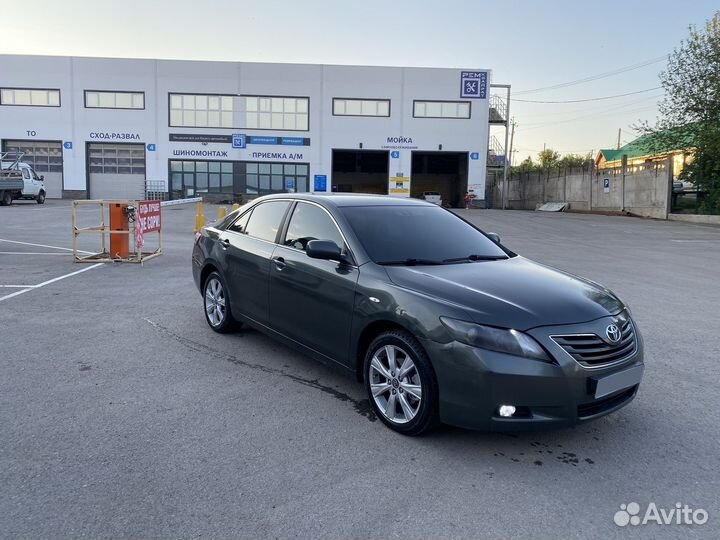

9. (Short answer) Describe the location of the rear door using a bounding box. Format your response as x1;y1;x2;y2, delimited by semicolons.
268;201;359;364
219;200;291;325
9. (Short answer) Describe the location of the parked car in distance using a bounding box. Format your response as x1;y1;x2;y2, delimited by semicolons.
0;158;46;204
422;191;442;205
192;194;644;436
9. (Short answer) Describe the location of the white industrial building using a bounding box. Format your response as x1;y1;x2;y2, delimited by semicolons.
0;55;502;206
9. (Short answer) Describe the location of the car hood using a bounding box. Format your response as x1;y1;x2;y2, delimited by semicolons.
384;256;624;330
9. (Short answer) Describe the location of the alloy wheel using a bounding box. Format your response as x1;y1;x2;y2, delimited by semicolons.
368;344;423;424
204;277;226;327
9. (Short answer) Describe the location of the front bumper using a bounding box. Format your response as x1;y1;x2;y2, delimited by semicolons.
420;316;644;431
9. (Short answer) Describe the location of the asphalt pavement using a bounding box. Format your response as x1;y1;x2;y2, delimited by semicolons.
1;199;718;539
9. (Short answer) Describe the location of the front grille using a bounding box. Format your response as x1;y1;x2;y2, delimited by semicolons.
578;386;637;418
552;319;637;368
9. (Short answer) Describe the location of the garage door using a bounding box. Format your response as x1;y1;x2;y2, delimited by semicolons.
2;140;63;198
88;143;146;200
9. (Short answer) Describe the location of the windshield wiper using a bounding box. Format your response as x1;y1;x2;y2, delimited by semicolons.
377;258;446;266
442;254;509;263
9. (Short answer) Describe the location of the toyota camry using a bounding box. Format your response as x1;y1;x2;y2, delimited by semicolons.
192;194;644;435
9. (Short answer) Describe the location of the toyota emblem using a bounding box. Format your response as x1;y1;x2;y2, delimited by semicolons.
606;324;622;343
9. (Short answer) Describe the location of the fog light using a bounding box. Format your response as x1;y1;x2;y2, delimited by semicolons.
498;405;516;418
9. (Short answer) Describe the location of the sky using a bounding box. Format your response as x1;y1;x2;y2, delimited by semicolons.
1;0;717;163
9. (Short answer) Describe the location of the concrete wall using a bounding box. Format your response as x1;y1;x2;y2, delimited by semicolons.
501;159;672;219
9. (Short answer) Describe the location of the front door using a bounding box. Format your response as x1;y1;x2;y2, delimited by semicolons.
269;201;359;364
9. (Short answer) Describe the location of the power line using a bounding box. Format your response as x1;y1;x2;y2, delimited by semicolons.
520;104;658;131
514;87;662;104
515;55;666;95
521;96;662;128
519;92;663;121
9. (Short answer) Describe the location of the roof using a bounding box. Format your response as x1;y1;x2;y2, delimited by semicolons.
260;193;434;208
597;126;695;164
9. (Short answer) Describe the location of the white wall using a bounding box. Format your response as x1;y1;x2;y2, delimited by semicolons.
0;55;491;197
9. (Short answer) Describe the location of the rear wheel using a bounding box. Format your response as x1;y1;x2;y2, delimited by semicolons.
364;330;439;436
36;191;45;204
203;271;238;333
1;191;11;206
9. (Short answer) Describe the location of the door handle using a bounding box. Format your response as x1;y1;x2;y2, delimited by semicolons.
220;238;230;249
273;256;286;270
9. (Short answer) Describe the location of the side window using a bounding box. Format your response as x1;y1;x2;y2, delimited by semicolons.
21;168;31;179
244;201;290;242
227;210;251;233
284;202;345;252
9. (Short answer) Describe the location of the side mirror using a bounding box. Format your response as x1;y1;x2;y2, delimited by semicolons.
306;239;344;262
487;232;501;244
39;175;44;181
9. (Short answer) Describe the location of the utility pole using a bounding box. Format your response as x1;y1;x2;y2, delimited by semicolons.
500;85;512;210
503;118;516;210
617;128;621;150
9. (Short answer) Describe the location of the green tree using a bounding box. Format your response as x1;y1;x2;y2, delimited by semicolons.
515;155;539;172
558;153;591;169
637;11;720;214
537;148;560;168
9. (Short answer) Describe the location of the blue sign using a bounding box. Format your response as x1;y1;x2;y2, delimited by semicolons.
470;152;479;160
63;141;72;150
250;136;278;145
460;71;488;99
146;143;156;151
281;137;305;146
232;134;246;148
390;151;400;159
314;175;327;192
286;178;295;190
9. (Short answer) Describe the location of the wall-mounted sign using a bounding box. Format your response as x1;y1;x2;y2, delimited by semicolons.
390;151;400;159
314;175;327;191
146;143;156;151
382;136;418;150
248;136;311;146
169;133;232;143
232;134;246;148
470;152;479;160
89;131;140;141
460;71;488;99
172;149;229;158
389;176;410;195
603;178;610;193
63;141;73;150
286;178;295;190
250;151;304;161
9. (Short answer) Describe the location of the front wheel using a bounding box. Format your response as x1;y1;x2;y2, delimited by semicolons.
36;191;46;204
203;271;238;333
364;330;439;436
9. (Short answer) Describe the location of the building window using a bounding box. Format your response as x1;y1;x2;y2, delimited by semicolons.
169;160;234;195
88;145;145;175
245;162;309;195
333;98;390;117
244;96;309;131
0;88;60;107
85;90;144;109
413;100;471;119
169;93;234;128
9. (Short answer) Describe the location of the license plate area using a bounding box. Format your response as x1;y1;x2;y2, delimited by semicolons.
589;364;644;399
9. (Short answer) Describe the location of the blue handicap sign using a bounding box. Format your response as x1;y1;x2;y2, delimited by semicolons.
286;178;295;190
232;134;246;148
470;152;479;160
63;141;72;150
390;151;400;159
314;175;327;191
146;143;156;151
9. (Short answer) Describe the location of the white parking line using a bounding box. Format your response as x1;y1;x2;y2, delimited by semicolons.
0;285;39;288
0;238;93;254
0;263;104;303
0;251;72;255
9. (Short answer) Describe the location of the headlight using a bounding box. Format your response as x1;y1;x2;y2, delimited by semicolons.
440;317;553;363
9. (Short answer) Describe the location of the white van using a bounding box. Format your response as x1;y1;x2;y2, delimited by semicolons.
422;191;442;205
0;161;46;204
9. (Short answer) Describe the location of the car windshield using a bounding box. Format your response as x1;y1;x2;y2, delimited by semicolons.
341;205;510;264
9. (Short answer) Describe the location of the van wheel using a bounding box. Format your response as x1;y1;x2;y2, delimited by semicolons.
1;191;11;206
36;191;46;204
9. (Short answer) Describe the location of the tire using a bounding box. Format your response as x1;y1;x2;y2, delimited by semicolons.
1;191;11;206
36;191;45;204
364;330;439;436
202;271;239;333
